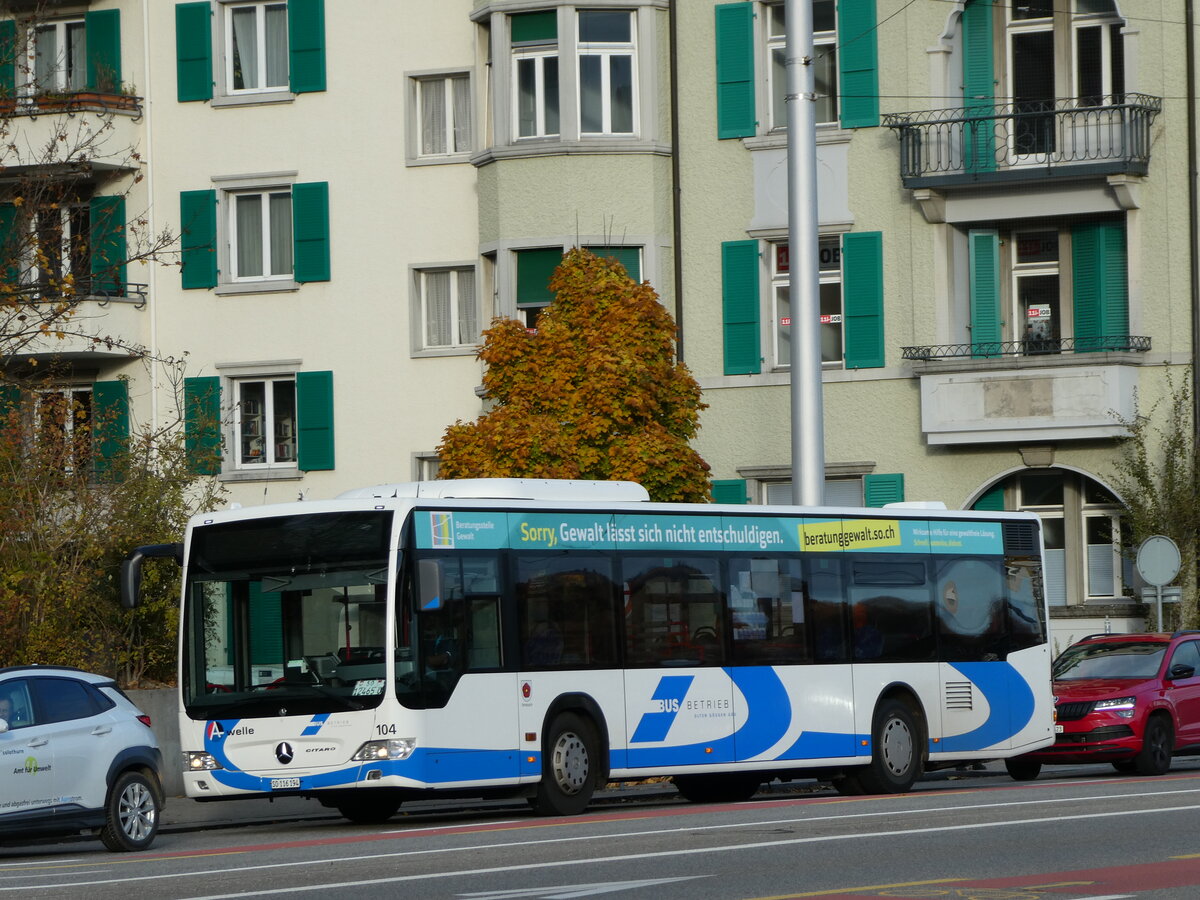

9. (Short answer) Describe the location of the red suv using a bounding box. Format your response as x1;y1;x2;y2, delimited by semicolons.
1006;631;1200;781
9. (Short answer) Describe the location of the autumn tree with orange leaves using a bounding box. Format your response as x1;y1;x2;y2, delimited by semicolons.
437;248;711;502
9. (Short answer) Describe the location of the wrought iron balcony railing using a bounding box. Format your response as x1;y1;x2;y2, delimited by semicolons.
6;281;148;308
901;335;1151;361
882;94;1162;187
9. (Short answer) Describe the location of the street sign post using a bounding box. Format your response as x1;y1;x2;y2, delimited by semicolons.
1136;535;1181;631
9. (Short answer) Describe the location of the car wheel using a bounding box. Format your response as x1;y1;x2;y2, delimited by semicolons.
99;770;160;852
335;793;403;824
1004;758;1042;781
1133;715;1173;776
673;773;762;803
530;712;598;816
854;698;923;794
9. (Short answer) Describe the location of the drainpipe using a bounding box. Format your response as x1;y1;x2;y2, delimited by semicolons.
1188;0;1200;440
669;0;684;360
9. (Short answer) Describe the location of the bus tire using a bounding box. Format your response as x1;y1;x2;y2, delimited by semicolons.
532;712;598;816
1004;757;1042;781
336;793;402;824
855;698;922;794
673;773;762;803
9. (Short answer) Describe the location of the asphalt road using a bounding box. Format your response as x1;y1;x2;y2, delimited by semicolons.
5;760;1200;899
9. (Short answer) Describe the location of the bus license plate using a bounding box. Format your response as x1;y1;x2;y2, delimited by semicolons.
271;777;301;790
1054;724;1064;733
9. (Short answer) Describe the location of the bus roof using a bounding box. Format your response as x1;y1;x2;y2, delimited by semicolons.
335;479;651;502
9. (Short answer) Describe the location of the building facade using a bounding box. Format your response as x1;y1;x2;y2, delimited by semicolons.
0;0;1193;647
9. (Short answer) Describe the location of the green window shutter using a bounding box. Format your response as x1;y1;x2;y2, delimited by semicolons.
712;479;750;504
248;580;283;666
296;370;334;471
184;376;222;476
962;0;996;172
1072;221;1128;352
517;248;564;307
92;379;130;480
842;231;884;368
863;472;904;507
176;2;213;102
714;3;755;140
721;240;760;375
292;181;330;283
90;196;126;294
0;20;16;99
0;384;20;438
586;246;640;282
288;0;326;94
85;9;122;92
968;229;1000;357
972;483;1006;511
0;203;22;284
838;0;879;128
180;190;218;289
511;11;557;43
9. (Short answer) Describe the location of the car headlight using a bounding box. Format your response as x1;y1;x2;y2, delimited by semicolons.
1094;697;1137;718
352;739;417;761
184;751;223;771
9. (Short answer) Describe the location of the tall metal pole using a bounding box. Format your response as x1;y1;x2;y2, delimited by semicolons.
787;0;826;506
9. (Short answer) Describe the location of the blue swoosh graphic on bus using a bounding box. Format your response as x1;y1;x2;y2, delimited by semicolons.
301;713;330;736
630;676;695;743
726;667;792;758
937;661;1035;753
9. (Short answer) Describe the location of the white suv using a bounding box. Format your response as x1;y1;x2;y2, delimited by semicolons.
0;666;164;851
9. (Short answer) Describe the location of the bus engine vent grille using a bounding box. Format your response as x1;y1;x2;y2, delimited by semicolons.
944;681;974;710
1003;521;1040;557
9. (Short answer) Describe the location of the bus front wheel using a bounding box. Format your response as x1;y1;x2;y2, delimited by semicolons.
855;698;923;794
531;712;598;816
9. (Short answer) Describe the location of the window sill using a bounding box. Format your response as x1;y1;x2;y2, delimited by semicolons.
219;468;303;484
406;153;475;167
743;126;851;152
411;345;480;359
472;138;672;166
215;280;300;296
211;91;295;109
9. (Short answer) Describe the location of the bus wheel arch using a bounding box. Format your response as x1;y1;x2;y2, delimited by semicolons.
855;687;926;794
542;693;611;784
531;709;601;816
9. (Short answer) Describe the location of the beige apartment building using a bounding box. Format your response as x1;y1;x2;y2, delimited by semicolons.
0;1;1193;646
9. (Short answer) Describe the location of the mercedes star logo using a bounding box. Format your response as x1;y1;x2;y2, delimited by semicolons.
275;742;294;765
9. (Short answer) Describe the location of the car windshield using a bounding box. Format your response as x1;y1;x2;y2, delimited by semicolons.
1052;641;1166;680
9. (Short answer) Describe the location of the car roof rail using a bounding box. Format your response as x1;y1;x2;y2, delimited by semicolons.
1077;632;1124;642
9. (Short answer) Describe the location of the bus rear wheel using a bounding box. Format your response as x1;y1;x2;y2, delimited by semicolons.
531;712;598;816
855;698;923;794
673;773;762;803
336;793;402;824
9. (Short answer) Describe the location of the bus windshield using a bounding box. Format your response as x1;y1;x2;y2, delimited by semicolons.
181;510;397;719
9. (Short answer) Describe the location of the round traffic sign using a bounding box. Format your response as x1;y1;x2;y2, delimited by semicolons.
1136;535;1181;587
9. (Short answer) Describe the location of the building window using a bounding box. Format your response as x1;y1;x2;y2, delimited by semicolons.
416;74;473;157
1012;230;1060;349
25;17;87;95
763;478;863;507
767;2;837;129
515;246;563;328
416;267;479;350
511;11;560;139
31;200;90;295
234;377;296;468
230;189;293;281
33;386;92;473
1074;2;1124;106
226;1;289;94
770;238;843;369
577;10;635;135
990;468;1128;606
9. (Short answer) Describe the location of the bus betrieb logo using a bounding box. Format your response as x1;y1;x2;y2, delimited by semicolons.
630;676;694;743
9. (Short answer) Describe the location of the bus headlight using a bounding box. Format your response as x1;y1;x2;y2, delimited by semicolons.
352;739;417;761
1094;697;1136;718
184;751;223;771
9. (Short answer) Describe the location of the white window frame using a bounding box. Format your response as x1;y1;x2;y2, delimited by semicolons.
32;385;92;472
576;10;636;136
414;73;473;158
233;375;297;470
24;17;86;96
24;199;90;296
1071;3;1123;106
769;238;844;371
224;0;289;96
513;48;560;139
1010;229;1061;347
227;188;293;283
767;2;837;131
414;265;480;353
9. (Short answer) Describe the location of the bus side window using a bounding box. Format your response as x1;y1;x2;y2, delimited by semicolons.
728;557;810;665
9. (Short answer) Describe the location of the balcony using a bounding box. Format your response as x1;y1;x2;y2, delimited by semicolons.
6;282;148;360
883;94;1161;190
901;337;1150;446
0;91;143;173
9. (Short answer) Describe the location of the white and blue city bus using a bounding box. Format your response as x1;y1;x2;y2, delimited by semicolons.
121;479;1053;822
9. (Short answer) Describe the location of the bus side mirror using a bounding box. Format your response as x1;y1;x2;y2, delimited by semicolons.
121;543;184;609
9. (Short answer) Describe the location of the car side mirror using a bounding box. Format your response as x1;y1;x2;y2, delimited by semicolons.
1169;663;1196;680
0;718;8;734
